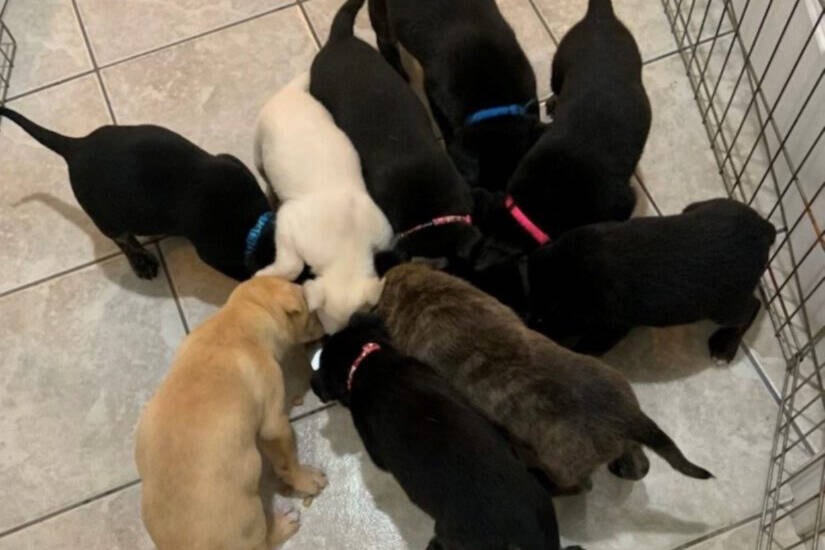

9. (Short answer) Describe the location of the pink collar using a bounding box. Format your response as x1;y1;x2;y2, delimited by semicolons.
505;195;550;245
395;214;473;242
347;342;382;392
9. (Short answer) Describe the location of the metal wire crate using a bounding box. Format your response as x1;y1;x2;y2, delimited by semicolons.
662;0;824;548
0;0;16;107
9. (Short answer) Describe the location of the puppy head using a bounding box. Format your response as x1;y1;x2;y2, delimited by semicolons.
303;275;385;334
394;222;483;275
450;117;547;190
239;276;324;343
311;313;390;404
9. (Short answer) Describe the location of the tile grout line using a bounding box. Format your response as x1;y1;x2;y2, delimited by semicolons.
0;479;141;540
0;235;168;301
154;242;191;334
526;0;559;46
0;250;124;301
0;404;333;538
297;0;323;49
5;2;303;104
669;510;764;549
69;0;117;124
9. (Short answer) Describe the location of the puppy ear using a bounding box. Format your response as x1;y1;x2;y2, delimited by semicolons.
302;278;325;312
374;249;407;277
409;256;448;270
281;283;307;316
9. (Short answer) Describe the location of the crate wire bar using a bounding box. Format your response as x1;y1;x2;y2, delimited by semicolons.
662;0;825;548
0;0;15;108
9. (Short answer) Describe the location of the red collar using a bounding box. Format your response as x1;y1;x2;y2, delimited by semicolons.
347;342;382;392
505;195;550;245
395;214;473;242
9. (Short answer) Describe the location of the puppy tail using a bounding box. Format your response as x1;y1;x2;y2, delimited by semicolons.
630;414;713;480
0;107;78;158
329;0;367;42
587;0;615;16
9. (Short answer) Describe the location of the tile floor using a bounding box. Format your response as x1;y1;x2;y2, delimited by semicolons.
0;0;802;548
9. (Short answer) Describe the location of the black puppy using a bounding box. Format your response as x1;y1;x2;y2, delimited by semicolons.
367;0;543;191
310;0;481;269
528;198;776;361
312;314;580;550
0;108;274;280
474;0;650;270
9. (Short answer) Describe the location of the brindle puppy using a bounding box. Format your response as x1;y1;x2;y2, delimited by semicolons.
376;263;712;492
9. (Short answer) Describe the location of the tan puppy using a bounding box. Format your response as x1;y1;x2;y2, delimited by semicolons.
136;276;327;550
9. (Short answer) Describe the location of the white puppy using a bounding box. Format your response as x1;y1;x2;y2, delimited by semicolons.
254;72;393;333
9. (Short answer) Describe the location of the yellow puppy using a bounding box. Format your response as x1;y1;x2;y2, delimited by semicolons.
136;276;327;550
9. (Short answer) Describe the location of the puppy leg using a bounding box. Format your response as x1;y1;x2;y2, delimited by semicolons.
368;0;408;80
113;234;159;279
257;222;304;280
708;294;761;363
259;414;328;497
608;443;650;480
266;507;301;547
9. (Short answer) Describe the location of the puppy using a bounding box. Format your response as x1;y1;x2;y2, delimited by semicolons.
377;263;712;493
474;0;650;269
254;72;393;333
367;0;543;190
310;0;482;269
0;107;274;280
528;198;776;360
136;276;327;550
312;313;580;550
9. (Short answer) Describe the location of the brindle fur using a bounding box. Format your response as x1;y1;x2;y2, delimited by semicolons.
376;263;711;491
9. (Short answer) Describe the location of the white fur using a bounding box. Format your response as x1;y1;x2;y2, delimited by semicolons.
254;72;393;333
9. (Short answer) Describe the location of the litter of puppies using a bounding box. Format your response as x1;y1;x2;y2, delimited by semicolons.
0;0;776;548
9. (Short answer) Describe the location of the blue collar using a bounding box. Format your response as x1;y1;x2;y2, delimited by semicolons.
244;211;274;263
465;103;530;126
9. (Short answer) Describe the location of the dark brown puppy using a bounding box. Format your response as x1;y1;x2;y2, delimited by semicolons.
376;263;712;492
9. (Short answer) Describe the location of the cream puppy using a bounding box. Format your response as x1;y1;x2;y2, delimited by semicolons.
136;276;327;550
255;72;393;332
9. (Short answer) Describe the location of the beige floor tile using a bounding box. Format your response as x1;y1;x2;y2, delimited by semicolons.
101;6;316;174
3;0;92;97
0;485;153;550
550;324;778;549
279;406;435;549
0;255;185;533
637;54;727;214
75;0;295;65
0;75;115;294
497;0;556;98
532;0;676;62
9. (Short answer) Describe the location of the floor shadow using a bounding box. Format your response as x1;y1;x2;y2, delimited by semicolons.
600;321;728;384
556;469;711;545
318;405;434;548
13;192;170;297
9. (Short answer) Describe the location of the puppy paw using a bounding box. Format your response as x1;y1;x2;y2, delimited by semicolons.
269;507;301;546
129;253;160;279
285;465;328;497
708;330;740;364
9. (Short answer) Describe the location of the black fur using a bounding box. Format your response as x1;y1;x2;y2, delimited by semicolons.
474;0;650;270
309;0;482;270
528;198;776;360
0;107;274;280
367;0;543;190
312;313;578;550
